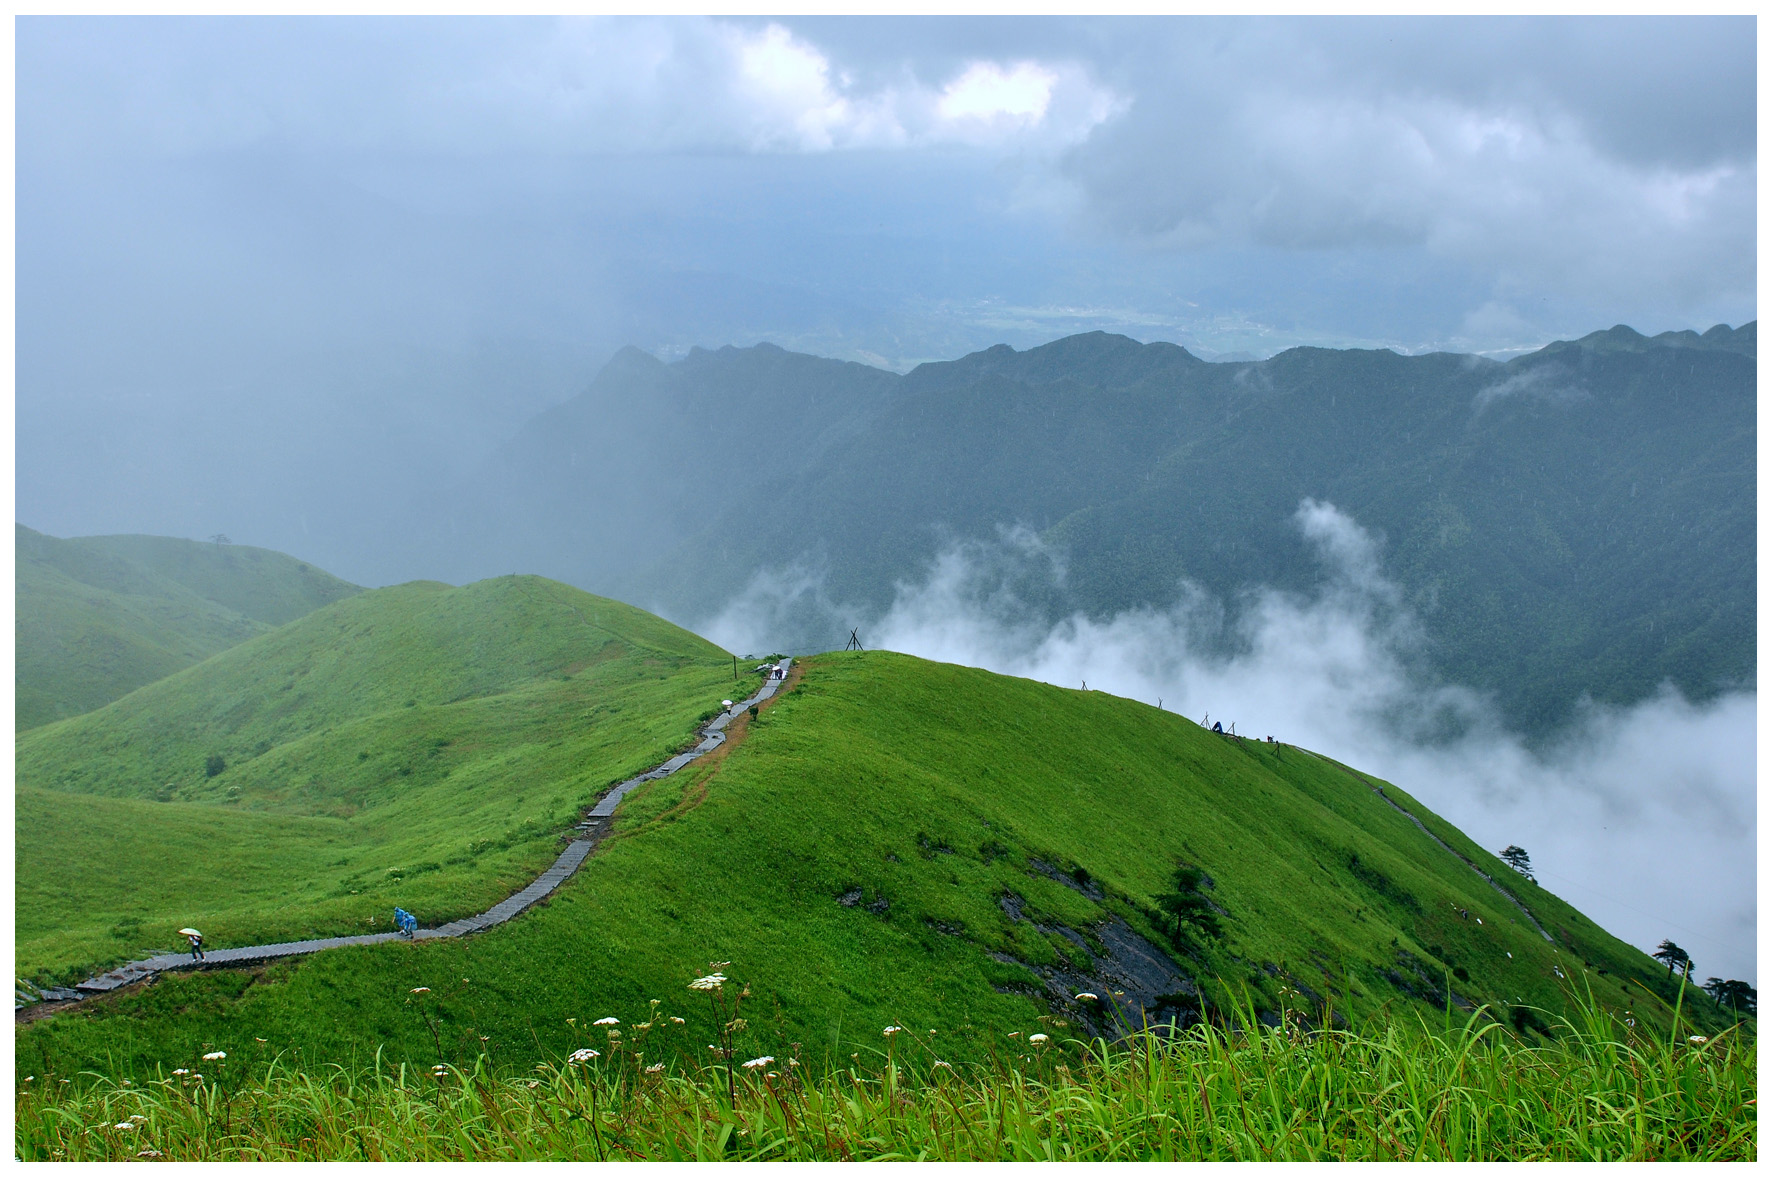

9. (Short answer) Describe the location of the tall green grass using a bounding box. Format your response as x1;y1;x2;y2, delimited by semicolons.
16;988;1753;1161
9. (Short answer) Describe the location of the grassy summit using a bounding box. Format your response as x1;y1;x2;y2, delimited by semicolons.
16;526;362;730
16;575;737;980
19;645;1719;1083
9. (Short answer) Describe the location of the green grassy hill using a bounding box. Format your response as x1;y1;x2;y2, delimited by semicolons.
16;526;362;730
15;575;738;980
19;647;1721;1084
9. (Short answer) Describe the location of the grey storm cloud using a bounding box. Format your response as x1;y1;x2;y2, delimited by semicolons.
14;15;1758;568
1054;18;1754;316
20;15;1752;334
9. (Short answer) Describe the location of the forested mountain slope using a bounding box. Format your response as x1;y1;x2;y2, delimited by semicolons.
414;323;1753;734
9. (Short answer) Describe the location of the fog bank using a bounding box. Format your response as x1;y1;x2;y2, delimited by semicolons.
704;501;1757;983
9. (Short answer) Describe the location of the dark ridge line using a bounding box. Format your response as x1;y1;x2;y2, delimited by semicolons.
1294;746;1554;943
32;660;794;1008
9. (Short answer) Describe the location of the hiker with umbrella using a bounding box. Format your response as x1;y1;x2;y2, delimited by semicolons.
180;928;205;962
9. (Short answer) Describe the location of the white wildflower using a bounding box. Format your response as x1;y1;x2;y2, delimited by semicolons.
645;1062;666;1075
171;1069;189;1076
410;987;430;993
742;1056;775;1069
1075;992;1098;1002
689;973;726;991
883;1025;903;1037
1690;1036;1708;1045
202;1051;226;1061
670;1016;686;1025
137;1149;163;1158
567;1048;600;1064
933;1060;951;1069
1029;1033;1050;1044
593;1017;620;1026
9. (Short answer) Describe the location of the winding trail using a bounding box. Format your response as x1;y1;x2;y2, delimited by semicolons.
41;661;793;1005
1292;745;1554;942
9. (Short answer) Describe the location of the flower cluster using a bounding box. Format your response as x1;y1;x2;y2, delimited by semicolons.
567;1048;600;1064
202;1051;226;1061
688;974;726;991
742;1056;775;1070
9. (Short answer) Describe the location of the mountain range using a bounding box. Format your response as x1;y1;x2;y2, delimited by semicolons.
394;322;1754;735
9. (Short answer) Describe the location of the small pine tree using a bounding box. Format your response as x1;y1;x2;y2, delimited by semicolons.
205;753;227;778
1652;939;1691;979
1155;864;1222;949
1498;845;1535;882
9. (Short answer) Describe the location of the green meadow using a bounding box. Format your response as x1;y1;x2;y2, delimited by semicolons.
16;526;362;730
18;634;1734;1086
16;576;740;981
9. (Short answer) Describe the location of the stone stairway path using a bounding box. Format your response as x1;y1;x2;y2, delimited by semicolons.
1295;745;1554;942
46;660;793;1005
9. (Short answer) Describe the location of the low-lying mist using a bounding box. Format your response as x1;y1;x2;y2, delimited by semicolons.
702;500;1757;983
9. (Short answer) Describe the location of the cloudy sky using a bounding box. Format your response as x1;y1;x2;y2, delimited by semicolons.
12;16;1759;980
18;16;1756;550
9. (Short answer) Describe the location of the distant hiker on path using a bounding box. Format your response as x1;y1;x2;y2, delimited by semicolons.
180;928;205;962
1212;720;1223;733
394;908;417;939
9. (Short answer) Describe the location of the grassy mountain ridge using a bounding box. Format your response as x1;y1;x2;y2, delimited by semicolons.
15;526;361;730
16;575;738;979
18;644;1724;1083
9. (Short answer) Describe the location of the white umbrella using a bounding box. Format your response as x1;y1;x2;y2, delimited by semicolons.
178;928;201;937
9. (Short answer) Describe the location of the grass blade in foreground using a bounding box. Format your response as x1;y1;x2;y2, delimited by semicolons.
17;1000;1754;1161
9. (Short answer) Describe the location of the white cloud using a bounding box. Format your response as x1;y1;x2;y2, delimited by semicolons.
938;61;1056;123
704;504;1757;982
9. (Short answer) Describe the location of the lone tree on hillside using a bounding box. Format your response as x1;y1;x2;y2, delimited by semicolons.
208;533;231;545
1498;845;1535;882
1653;939;1692;980
1703;977;1757;1017
1155;863;1222;950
